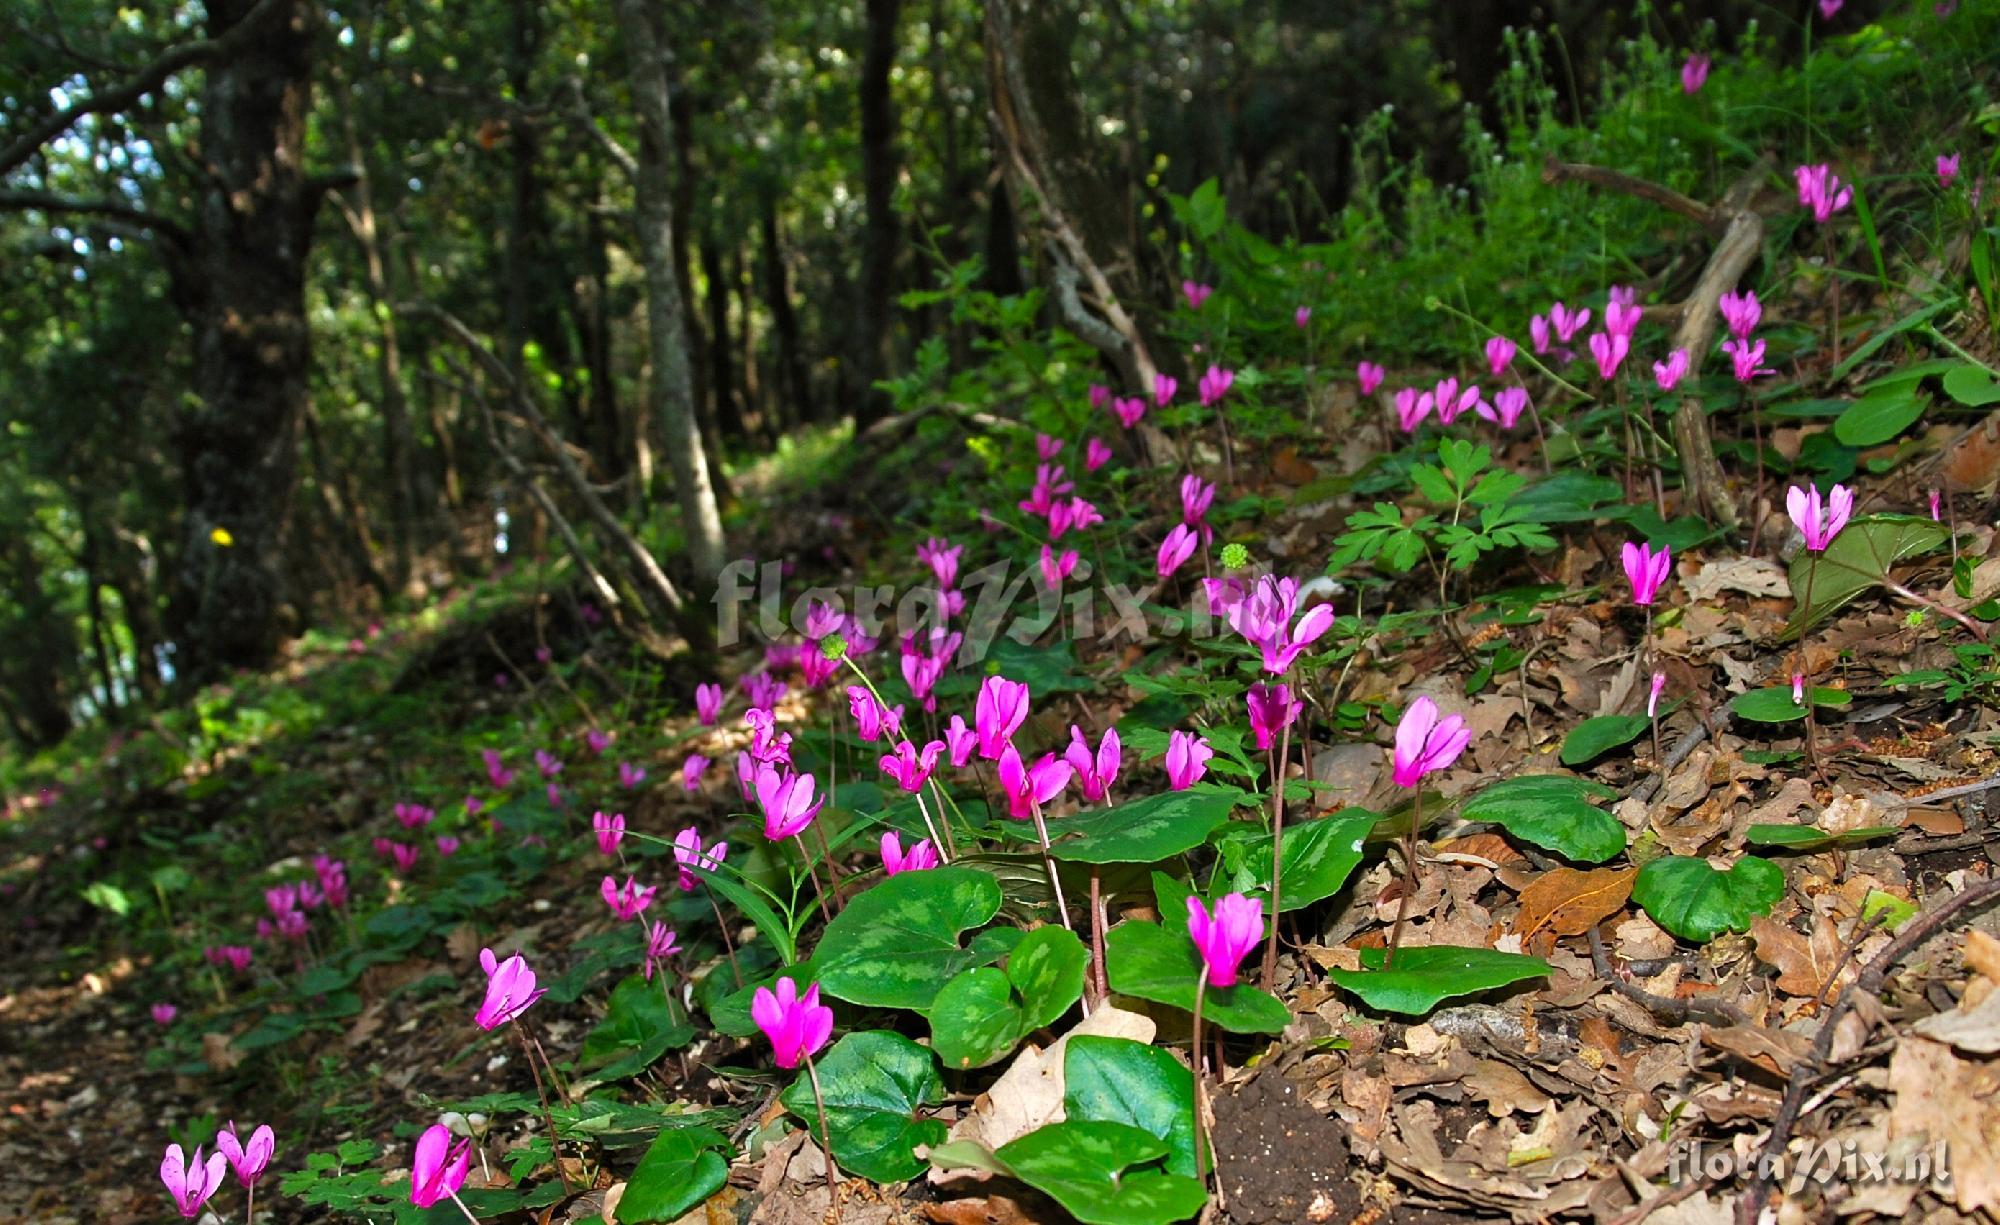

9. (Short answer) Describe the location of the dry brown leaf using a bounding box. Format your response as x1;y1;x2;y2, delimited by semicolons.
1889;1036;2000;1211
1749;914;1848;1002
1681;557;1789;601
202;1030;244;1072
1269;446;1319;485
1513;867;1637;941
1966;929;2000;983
1911;985;2000;1053
1702;1024;1813;1076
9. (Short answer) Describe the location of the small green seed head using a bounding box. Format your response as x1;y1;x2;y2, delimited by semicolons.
1220;542;1250;570
819;632;848;661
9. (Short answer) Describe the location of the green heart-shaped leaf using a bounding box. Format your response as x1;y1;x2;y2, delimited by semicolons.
778;1030;946;1183
1786;515;1949;638
1330;946;1550;1015
1063;1036;1199;1178
927;968;1021;1070
1731;685;1848;723
1632;855;1785;943
1104;920;1289;1033
1559;714;1650;766
1045;785;1248;864
995;1121;1208;1225
1944;364;2000;407
1224;809;1378;911
1456;774;1626;862
618;1126;729;1221
816;867;1001;1010
1008;925;1088;1030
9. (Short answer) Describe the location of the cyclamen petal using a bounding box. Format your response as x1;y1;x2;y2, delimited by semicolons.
1187;893;1263;988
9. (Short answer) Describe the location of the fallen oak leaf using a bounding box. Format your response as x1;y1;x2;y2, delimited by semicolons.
1512;867;1637;942
1750;914;1851;1004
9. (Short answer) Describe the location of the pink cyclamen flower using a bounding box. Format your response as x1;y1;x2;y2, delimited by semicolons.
1621;541;1673;606
1818;0;1841;17
1786;483;1854;552
1718;289;1761;340
1036;433;1064;461
1648;672;1667;719
880;738;944;793
682;753;711;792
976;675;1031;760
619;761;646;789
1040;545;1079;588
754;765;824;840
1390;696;1472;788
1588;331;1631;381
435;836;459;857
161;1144;227;1218
215;1122;275;1187
473;948;545;1029
1721;337;1773;384
1549;301;1591;343
1227;575;1337;675
1793;674;1807;705
388;842;420;873
464;795;484;817
1478;386;1529;429
1112;396;1146;429
1156;523;1200;579
1246;682;1301;751
1681;53;1710;94
1187;893;1263;988
1198;365;1234;408
1938;154;1960;189
1085;437;1113;473
881;831;940;876
847;686;903;743
753;978;834;1069
1652;349;1691;392
1604;288;1641;338
1929;490;1942;522
592;810;625;856
1434;378;1483;425
534;749;562;779
1181;473;1216;526
151;1002;177;1025
997;743;1074;819
1529;314;1552;355
481;748;514;788
601;875;658;922
1356;361;1385;395
642;922;679;981
1485;336;1516;376
409;1123;472;1209
672;827;727;891
743;670;788;711
1154;374;1178;407
1164;730;1214;791
584;729;612;755
945;715;976;768
1294;305;1312;328
1394;387;1430;433
1088;384;1111;411
1182;280;1213;310
1794;163;1853;223
695;682;724;726
1064;725;1122;804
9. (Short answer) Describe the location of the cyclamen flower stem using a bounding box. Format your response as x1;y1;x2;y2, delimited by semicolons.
926;776;967;858
706;891;744;987
1087;868;1107;1010
1824;229;1842;367
803;1053;843;1188
794;834;837;929
1027;795;1074;931
1384;790;1423;970
810;822;845;908
1796;557;1827;784
1645;615;1663;772
1190;974;1213;1188
1881;579;1988;640
246;1183;255;1225
448;1190;483;1225
511;1023;573;1195
912;788;951;865
1259;710;1293;992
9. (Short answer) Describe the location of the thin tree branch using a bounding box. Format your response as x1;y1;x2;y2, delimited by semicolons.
0;188;191;248
1541;158;1722;233
0;0;289;178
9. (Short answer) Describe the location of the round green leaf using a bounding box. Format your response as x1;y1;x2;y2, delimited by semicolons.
1045;785;1247;864
1329;946;1550;1015
1559;714;1650;766
1456;775;1626;862
1104;920;1289;1034
1632;855;1785;943
995;1121;1208;1225
816;867;1002;1010
1731;687;1807;722
1943;364;2000;407
1833;388;1926;447
1008;924;1088;1030
778;1030;946;1183
1745;823;1898;851
928;968;1022;1070
618;1126;730;1222
1225;809;1377;911
1063;1036;1199;1178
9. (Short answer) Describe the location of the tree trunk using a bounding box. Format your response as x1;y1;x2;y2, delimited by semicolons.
852;0;902;427
761;198;815;428
701;236;745;443
170;0;318;684
611;0;728;589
